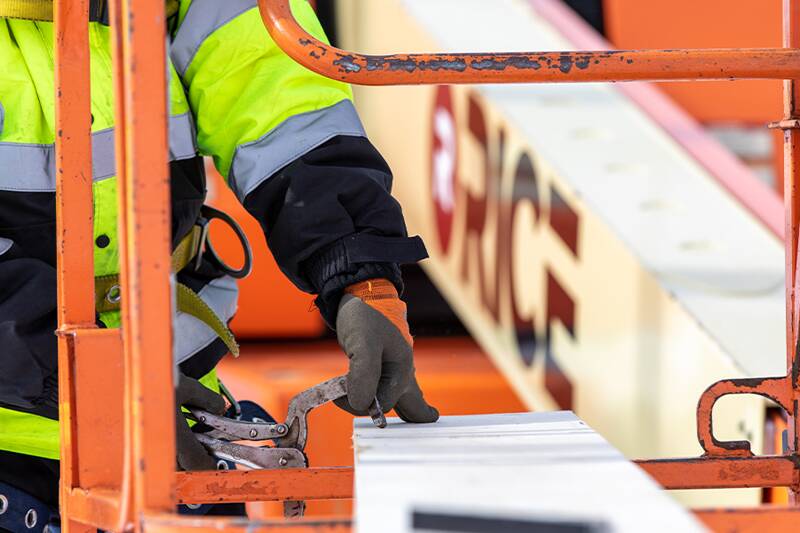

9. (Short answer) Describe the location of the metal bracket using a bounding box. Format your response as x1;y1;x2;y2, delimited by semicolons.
696;376;792;457
769;119;800;130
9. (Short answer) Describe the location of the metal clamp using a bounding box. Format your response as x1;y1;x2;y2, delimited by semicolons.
194;434;304;470
189;374;387;518
275;375;386;452
189;409;288;441
193;205;253;279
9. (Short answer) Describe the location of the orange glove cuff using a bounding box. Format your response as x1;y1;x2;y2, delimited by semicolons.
345;278;413;346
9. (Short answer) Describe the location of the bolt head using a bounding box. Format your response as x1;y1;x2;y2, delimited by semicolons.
278;457;288;466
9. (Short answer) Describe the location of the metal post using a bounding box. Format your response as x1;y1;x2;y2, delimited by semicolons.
109;0;176;527
782;0;800;501
54;0;95;531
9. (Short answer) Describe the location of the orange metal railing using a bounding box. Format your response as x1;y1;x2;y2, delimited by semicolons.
51;0;800;531
259;0;800;85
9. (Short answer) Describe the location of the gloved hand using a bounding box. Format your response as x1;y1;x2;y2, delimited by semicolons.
334;278;439;423
175;372;226;471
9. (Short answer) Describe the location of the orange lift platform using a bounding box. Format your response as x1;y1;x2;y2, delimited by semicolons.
52;0;800;531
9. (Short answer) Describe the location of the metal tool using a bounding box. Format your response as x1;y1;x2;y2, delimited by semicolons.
187;374;387;517
274;375;387;453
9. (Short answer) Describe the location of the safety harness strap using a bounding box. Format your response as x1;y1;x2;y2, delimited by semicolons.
0;0;179;22
0;481;57;533
0;0;52;21
94;224;204;314
176;283;239;357
94;221;240;358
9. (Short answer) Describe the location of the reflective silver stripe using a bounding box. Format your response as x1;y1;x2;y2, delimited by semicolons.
173;275;239;364
169;112;198;161
229;100;367;201
92;127;117;180
0;141;53;191
170;0;256;77
0;113;196;192
0;101;4;134
0;238;11;257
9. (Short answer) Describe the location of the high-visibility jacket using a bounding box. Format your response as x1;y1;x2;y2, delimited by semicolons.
0;0;425;487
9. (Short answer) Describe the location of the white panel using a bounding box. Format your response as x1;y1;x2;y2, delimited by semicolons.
354;412;706;532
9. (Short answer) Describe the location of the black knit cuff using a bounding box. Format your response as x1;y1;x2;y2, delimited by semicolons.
303;233;428;327
314;262;402;328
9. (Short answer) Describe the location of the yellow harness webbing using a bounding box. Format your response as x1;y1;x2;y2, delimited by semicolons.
0;0;52;21
0;0;179;21
94;226;240;357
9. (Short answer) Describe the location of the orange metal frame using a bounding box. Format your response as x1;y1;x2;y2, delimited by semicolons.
51;0;800;531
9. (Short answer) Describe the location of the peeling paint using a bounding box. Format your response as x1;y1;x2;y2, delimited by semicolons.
366;57;418;73
420;59;468;72
333;55;361;73
471;57;541;71
558;54;573;74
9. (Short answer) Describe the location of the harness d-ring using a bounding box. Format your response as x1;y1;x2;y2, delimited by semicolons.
197;205;253;279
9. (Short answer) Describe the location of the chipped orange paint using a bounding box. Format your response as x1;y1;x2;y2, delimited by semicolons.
175;468;354;505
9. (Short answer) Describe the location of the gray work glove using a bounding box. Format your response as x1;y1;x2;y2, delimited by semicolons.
175;372;226;471
333;279;439;423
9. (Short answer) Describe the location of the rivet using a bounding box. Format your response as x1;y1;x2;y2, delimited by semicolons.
95;234;110;248
105;284;121;304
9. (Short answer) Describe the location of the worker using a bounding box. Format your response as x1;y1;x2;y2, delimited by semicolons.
0;0;439;530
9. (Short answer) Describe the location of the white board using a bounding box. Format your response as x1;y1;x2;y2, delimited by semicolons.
354;412;706;533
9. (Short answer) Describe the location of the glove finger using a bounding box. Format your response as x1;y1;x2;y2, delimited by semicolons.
337;294;384;412
333;396;367;416
176;373;226;414
345;346;383;412
175;411;218;471
376;360;413;412
394;377;439;424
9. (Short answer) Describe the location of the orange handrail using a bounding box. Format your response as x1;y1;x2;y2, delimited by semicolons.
259;0;800;85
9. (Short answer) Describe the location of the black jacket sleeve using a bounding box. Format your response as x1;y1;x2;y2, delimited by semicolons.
241;135;427;326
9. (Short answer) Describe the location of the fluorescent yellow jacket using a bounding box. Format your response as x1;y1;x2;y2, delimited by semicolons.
0;0;366;460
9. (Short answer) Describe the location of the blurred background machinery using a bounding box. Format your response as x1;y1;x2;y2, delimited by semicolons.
201;0;792;516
